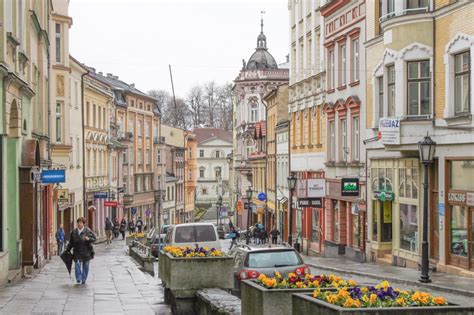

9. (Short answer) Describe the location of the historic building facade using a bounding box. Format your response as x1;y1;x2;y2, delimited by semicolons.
364;0;474;273
321;0;367;261
275;119;290;240
232;19;289;230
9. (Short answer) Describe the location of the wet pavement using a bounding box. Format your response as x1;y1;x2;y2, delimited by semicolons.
0;239;170;315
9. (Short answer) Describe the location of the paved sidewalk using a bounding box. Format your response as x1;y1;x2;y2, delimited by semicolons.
303;254;474;297
0;240;170;315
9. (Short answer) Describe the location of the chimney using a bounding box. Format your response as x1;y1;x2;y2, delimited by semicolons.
107;73;113;78
286;54;289;63
89;67;96;73
113;75;119;80
98;71;103;76
130;83;135;88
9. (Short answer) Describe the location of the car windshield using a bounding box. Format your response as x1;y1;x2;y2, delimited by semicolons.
174;225;216;243
246;250;302;268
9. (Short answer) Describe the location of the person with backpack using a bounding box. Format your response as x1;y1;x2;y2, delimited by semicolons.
105;217;113;244
55;224;66;255
228;227;240;250
119;218;127;240
66;217;96;285
128;220;135;235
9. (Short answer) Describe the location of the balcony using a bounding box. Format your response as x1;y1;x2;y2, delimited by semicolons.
118;131;134;143
379;6;432;34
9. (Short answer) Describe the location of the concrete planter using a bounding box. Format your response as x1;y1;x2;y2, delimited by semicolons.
241;279;335;315
125;236;146;246
292;293;474;315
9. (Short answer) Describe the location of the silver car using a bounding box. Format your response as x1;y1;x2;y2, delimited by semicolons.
228;244;309;293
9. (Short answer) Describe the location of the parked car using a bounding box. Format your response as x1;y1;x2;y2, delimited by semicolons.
228;244;309;293
164;223;221;250
150;234;165;257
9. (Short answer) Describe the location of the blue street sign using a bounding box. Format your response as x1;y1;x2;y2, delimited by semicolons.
258;192;266;202
41;169;66;184
131;207;137;215
94;192;108;199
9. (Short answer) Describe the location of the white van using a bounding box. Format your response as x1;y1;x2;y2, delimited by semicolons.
164;223;221;250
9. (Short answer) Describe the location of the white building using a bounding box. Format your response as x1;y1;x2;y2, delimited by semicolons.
194;128;233;207
275;120;290;237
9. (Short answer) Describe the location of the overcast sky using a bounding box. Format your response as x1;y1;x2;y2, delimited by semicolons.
69;0;288;97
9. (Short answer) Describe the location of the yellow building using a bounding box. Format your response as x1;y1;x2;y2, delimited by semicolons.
185;132;197;221
264;84;289;230
365;0;474;274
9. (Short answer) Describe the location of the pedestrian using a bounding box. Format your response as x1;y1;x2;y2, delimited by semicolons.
229;227;239;250
254;224;261;245
260;228;268;245
128;220;135;235
55;224;65;255
66;217;96;285
271;226;280;245
120;218;127;240
136;217;144;233
105;217;113;244
113;218;120;239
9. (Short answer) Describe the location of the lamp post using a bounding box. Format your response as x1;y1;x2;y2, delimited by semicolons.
287;173;297;246
216;196;223;227
418;134;436;283
246;187;253;245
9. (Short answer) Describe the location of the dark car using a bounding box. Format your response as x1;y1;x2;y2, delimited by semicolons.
150;234;165;258
228;244;309;294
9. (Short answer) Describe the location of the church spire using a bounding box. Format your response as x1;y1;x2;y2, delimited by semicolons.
257;11;267;50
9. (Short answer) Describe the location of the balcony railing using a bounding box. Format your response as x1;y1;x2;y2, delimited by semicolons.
379;7;429;23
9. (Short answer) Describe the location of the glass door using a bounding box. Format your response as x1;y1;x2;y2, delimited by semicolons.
381;201;392;242
430;192;440;260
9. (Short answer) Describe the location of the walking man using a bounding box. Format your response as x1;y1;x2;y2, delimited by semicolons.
128;220;135;235
136;217;144;233
66;217;96;285
55;224;65;255
229;227;239;250
105;217;113;244
113;218;120;239
271;226;280;245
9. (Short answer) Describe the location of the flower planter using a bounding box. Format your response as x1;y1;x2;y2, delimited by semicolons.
125;236;146;246
158;250;234;314
292;293;474;315
241;279;337;315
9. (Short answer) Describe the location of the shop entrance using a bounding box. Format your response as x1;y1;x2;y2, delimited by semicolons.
379;201;393;243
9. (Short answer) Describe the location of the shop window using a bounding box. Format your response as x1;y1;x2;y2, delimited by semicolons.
400;204;418;252
312;209;319;242
333;200;339;243
449;160;474;191
381;201;392;242
451;205;468;257
399;167;418;199
372;200;378;242
351;209;359;247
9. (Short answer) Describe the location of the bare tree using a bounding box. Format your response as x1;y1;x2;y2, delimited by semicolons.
148;89;189;129
187;86;204;127
216;83;233;131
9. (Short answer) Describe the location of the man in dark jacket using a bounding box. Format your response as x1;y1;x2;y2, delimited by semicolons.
105;217;113;244
55;224;65;255
136;218;144;233
271;226;280;245
120;219;127;240
66;217;96;284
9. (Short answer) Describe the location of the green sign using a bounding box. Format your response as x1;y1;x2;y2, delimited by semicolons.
374;190;394;201
341;178;360;197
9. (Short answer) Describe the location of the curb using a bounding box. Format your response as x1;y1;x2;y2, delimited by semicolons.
305;262;474;297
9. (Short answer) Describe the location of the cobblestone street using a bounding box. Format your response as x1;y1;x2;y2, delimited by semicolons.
0;240;170;315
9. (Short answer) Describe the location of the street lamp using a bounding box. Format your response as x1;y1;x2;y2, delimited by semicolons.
246;187;253;245
287;173;297;247
216;196;223;227
418;134;436;283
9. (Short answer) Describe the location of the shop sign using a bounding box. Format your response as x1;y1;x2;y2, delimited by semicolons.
131;207;137;215
297;198;323;208
374;190;395;201
341;178;360;197
258;192;267;201
448;192;466;204
57;189;69;204
307;179;325;198
145;209;151;217
379;118;400;145
466;193;474;206
94;192;108;199
41;169;66;184
104;201;118;207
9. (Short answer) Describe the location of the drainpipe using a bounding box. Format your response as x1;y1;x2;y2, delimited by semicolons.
81;71;89;218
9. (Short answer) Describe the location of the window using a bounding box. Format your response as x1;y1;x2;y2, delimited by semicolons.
328;120;335;161
128;117;133;132
309;107;314;145
75;81;79;108
454;52;470;114
215;150;220;158
451;205;468;257
250;104;259;122
56;102;62;142
407;60;430;116
76;136;81;167
98;107;102;129
103;107;106;129
378;77;384;118
339;44;346;86
157;149;161;164
407;0;429;9
93;104;97;128
339;119;347;162
199;168;204;178
312;209;319;242
167;187;170;200
138;121;143;137
328;49;335;90
86;102;90;126
317;107;322;144
387;65;395;117
55;23;61;63
351;116;360;161
138;149;142;164
400;204;418;252
70;136;74;166
387;0;395;16
146;149;151;164
215;167;221;179
351;38;359;82
145;121;150;137
333;200;339;242
202;188;208;195
399;166;418;199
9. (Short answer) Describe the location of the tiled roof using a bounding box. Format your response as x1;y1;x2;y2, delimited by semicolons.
193;128;232;144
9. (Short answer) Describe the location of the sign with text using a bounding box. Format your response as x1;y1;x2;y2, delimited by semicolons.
104;201;118;207
297;198;323;208
57;189;69;204
467;193;474;206
94;192;108;199
374;190;395;202
448;192;466;204
41;169;66;184
379;118;400;145
341;178;360;197
307;179;325;198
